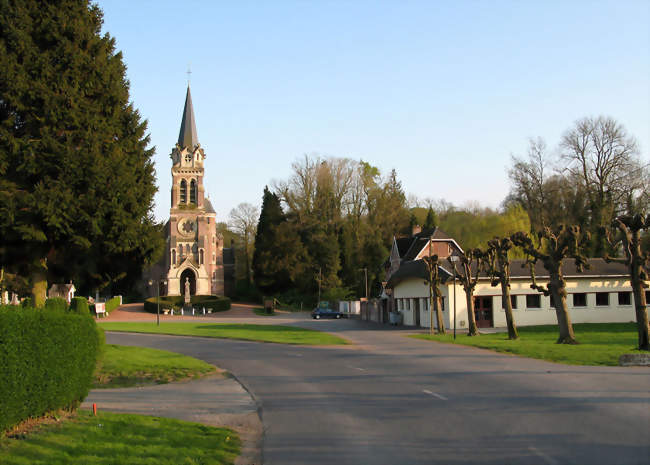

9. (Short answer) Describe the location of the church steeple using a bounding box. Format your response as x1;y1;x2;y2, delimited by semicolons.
178;85;198;149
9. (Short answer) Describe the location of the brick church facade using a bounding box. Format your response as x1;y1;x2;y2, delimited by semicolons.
163;86;228;296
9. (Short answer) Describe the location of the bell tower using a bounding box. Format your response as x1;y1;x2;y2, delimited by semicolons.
165;86;224;296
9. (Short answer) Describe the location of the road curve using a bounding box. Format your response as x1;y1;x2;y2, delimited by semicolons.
105;318;650;465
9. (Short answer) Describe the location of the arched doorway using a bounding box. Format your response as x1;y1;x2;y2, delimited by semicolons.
180;268;196;297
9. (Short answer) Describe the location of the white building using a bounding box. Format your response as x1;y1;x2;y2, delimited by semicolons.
385;231;647;329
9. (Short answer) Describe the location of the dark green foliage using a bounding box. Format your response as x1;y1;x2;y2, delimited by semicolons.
105;296;121;313
44;297;68;312
0;307;102;432
143;295;231;314
19;298;32;308
424;207;437;229
69;296;90;315
0;0;160;303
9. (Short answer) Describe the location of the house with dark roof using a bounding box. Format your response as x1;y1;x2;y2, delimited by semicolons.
384;230;648;329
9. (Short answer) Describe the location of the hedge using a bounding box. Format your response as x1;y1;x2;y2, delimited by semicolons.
144;295;231;314
105;296;121;313
44;297;68;312
0;307;102;432
69;296;90;315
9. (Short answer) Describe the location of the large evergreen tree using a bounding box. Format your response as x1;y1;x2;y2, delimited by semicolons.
0;0;159;305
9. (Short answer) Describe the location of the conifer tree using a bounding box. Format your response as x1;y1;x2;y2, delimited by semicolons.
252;187;287;292
0;0;159;305
424;207;437;230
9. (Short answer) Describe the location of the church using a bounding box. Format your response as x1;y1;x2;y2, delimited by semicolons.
160;85;232;297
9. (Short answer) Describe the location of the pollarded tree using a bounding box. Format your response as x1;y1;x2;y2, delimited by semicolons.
422;253;446;335
449;249;483;337
511;226;590;344
605;214;650;350
0;0;158;305
484;238;519;340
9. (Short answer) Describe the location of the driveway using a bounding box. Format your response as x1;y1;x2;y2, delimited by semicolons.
101;313;650;465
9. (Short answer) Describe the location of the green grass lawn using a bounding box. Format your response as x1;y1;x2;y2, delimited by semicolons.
95;344;217;388
410;323;643;366
0;410;239;465
99;322;349;345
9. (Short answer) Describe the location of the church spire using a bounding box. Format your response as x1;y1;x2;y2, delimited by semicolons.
178;85;198;149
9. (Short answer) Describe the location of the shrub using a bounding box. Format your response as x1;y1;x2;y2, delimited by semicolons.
20;297;32;308
0;307;102;432
69;296;90;315
44;297;68;312
105;296;121;313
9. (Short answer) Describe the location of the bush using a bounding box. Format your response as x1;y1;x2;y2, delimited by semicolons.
144;295;231;314
44;297;68;312
105;296;121;313
0;307;102;432
69;296;90;315
20;297;32;308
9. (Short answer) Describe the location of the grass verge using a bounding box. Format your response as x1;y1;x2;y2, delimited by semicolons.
253;308;275;316
0;410;239;465
95;344;217;388
410;323;642;366
99;322;349;345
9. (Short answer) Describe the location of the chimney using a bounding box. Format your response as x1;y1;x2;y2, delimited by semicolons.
412;224;422;236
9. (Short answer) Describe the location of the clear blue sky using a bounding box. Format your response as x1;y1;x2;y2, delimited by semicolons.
98;0;650;223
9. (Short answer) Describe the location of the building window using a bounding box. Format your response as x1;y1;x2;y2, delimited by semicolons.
572;293;587;307
178;245;183;258
180;180;187;204
171;249;176;265
213;235;216;244
502;295;517;309
595;292;609;307
213;253;216;264
199;249;204;265
190;179;197;204
212;271;216;280
526;294;541;309
618;292;631;306
405;299;410;310
440;297;445;311
422;298;429;311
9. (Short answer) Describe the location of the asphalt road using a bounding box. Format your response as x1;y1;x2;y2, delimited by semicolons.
106;318;650;465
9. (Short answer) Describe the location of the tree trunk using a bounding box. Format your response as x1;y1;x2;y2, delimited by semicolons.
429;284;434;335
630;234;650;351
630;270;649;351
31;258;47;308
465;290;479;336
500;279;518;340
549;274;577;344
434;295;445;334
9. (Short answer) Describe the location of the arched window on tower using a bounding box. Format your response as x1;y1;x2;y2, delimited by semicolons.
190;179;197;204
180;180;187;204
171;249;176;265
199;249;204;265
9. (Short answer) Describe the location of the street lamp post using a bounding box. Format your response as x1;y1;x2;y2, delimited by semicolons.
148;279;166;326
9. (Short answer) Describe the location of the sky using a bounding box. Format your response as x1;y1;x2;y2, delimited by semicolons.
97;0;650;224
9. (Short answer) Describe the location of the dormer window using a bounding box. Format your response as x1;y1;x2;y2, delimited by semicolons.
185;153;192;163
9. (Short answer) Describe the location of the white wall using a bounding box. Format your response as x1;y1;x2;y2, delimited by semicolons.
392;275;642;329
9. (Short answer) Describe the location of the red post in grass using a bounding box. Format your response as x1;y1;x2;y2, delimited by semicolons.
93;403;97;416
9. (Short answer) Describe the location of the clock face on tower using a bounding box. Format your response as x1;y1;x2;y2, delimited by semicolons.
177;218;196;236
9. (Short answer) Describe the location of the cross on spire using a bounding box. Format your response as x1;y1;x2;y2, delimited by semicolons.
187;64;192;85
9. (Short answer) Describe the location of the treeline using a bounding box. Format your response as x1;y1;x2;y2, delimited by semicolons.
227;116;647;304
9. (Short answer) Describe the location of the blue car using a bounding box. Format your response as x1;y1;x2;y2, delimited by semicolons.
311;305;343;319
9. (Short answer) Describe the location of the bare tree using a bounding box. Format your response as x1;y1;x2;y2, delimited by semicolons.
449;249;483;336
484;237;519;340
512;226;590;344
560;116;647;252
422;253;446;335
229;202;260;285
605;214;650;350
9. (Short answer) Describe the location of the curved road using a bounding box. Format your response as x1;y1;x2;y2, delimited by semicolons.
106;318;650;465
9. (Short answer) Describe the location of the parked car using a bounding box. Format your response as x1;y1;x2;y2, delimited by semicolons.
311;305;344;319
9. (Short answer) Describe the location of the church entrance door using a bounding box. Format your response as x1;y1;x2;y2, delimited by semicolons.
180;268;196;297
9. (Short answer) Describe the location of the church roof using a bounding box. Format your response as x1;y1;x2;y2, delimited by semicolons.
204;198;216;214
178;85;198;149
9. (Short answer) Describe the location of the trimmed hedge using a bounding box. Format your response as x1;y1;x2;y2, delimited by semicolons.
144;295;231;314
45;297;68;312
69;296;90;315
105;296;121;313
0;307;102;432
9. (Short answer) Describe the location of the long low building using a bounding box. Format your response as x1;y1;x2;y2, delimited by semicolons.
384;228;648;329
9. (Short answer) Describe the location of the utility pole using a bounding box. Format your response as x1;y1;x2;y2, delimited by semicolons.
429;239;434;335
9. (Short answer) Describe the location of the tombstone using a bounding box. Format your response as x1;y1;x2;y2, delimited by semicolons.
202;307;206;315
2;291;8;305
10;293;20;305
